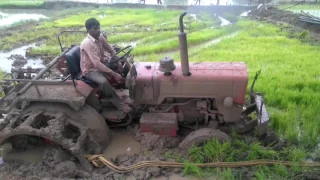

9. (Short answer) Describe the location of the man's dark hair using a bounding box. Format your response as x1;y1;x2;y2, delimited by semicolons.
85;18;100;31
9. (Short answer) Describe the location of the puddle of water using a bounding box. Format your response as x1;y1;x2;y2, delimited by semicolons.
219;16;232;26
103;129;141;158
240;10;251;17
116;41;138;48
3;146;48;163
0;44;45;73
0;11;48;28
189;32;238;55
190;13;197;21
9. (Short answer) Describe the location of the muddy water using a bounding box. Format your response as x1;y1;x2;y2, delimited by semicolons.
2;146;49;163
1;129;142;163
240;10;251;17
103;129;142;158
0;43;44;72
219;16;232;26
0;11;48;28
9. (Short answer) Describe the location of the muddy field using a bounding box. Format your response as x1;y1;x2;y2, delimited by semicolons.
1;3;320;180
0;124;293;180
0;125;187;180
249;5;320;34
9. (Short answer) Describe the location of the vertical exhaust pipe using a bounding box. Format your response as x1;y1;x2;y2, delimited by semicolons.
178;12;191;76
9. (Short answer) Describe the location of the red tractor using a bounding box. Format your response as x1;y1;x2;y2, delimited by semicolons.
0;12;268;170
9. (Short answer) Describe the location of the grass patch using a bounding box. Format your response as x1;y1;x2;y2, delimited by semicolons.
190;19;320;148
132;26;234;56
180;139;308;179
278;4;320;10
0;0;44;7
38;8;183;29
0;28;60;51
1;7;221;57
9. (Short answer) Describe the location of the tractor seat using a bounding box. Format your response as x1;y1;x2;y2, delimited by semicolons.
64;45;99;88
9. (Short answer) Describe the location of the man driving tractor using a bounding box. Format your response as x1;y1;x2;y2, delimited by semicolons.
80;17;132;113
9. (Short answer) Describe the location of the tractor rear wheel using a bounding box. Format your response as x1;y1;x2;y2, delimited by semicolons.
0;102;111;171
178;128;229;149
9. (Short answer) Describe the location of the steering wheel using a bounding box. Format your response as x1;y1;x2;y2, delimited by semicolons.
108;45;133;64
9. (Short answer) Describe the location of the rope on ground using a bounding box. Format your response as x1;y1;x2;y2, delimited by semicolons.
86;155;320;173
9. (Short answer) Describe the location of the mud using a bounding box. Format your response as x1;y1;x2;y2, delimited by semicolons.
0;124;187;180
103;129;142;158
249;6;320;34
9;54;28;67
0;121;316;180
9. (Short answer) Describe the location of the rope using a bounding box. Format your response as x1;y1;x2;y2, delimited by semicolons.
86;155;320;173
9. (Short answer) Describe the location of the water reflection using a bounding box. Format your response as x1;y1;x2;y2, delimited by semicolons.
0;44;44;72
219;16;232;26
0;11;48;28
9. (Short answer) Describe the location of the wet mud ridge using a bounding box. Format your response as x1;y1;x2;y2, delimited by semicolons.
249;6;320;34
9;54;27;67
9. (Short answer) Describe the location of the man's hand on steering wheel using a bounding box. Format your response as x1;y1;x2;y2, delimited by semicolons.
109;45;133;64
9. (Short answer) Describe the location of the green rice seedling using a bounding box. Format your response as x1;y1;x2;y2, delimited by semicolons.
253;165;290;180
136;31;177;45
188;146;204;163
108;32;148;43
215;168;236;180
202;139;233;162
40;8;182;28
29;46;61;56
132;27;231;56
182;161;203;178
189;19;320;148
282;146;307;162
0;28;60;51
233;140;279;161
279;4;320;10
0;0;44;7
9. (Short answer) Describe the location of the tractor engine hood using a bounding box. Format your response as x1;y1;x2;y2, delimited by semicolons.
127;61;248;122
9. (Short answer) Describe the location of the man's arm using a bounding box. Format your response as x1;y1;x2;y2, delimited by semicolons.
82;42;116;76
101;36;116;56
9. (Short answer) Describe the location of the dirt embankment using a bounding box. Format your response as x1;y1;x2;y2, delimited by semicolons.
249;6;320;34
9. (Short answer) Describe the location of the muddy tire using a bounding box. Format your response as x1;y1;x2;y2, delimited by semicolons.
0;102;111;171
20;102;112;152
178;128;229;149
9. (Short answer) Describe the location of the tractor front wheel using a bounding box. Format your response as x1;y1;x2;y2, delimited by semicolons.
178;128;229;149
